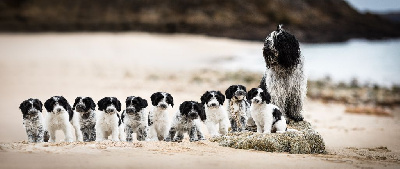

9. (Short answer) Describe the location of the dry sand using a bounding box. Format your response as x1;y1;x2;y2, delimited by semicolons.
0;33;399;169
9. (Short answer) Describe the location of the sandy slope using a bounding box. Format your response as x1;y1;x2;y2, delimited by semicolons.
0;33;399;169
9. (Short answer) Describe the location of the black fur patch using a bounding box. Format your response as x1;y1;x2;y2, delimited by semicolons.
200;91;225;105
73;97;96;112
125;96;148;113
97;97;121;112
44;96;74;121
225;85;247;99
116;113;122;126
272;108;282;122
19;98;43;119
179;101;206;121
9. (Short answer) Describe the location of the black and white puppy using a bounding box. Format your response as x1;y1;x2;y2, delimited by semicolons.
260;25;306;122
121;96;149;141
148;92;174;141
165;101;206;142
96;97;123;141
225;85;252;132
72;97;96;142
44;96;78;142
200;91;229;137
248;88;288;133
19;98;49;143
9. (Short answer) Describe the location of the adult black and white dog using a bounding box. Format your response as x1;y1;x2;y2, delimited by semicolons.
165;101;206;142
260;25;306;123
200;91;229;137
225;85;252;132
248;88;288;133
44;96;79;142
148;92;174;141
96;97;123;141
72;97;96;142
19;98;49;142
121;96;149;141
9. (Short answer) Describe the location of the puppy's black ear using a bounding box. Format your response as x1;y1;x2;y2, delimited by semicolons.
247;88;258;102
44;97;55;112
87;97;96;110
73;97;81;110
59;96;74;121
114;97;121;112
200;91;209;105
139;97;148;109
216;91;225;105
225;85;236;99
166;93;174;108
150;92;160;106
97;97;106;111
34;99;43;112
19;100;29;115
126;96;131;107
179;101;190;116
262;89;272;104
197;102;207;122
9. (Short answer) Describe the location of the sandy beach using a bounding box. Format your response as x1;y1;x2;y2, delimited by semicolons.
0;33;399;169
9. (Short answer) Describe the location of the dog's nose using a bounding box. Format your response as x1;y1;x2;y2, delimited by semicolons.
210;103;217;107
254;99;260;104
56;108;61;112
160;104;167;109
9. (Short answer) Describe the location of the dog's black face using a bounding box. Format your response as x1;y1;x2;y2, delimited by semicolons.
225;85;247;100
247;88;271;104
73;97;96;112
200;91;225;108
179;101;206;121
150;92;174;109
98;97;121;114
19;98;43;118
263;25;301;70
125;96;148;114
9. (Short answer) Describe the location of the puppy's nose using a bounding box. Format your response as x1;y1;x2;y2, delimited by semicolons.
56;108;61;112
160;104;167;109
210;103;217;107
254;99;260;104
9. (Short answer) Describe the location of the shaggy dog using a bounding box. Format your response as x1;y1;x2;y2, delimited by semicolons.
96;97;123;141
225;85;251;132
260;25;306;122
248;88;288;133
148;92;174;141
72;97;96;142
44;96;78;142
200;91;229;137
165;101;206;142
19;98;49;142
121;96;149;141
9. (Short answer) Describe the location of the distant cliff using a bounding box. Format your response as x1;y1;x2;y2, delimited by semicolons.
1;0;399;43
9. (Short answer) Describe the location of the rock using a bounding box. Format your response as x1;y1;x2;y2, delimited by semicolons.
209;120;325;154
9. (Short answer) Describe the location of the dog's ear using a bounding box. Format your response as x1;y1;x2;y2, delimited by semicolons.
59;96;73;121
197;102;207;122
179;101;191;116
150;92;160;106
34;99;43;112
200;91;210;105
114;97;121;112
44;97;55;113
139;97;148;109
216;91;225;105
225;85;237;99
247;88;258;102
73;97;81;110
261;89;272;104
97;97;107;111
166;93;174;108
87;97;96;110
126;96;132;107
19;100;29;115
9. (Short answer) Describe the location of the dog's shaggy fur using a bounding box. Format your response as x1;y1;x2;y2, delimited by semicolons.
225;85;251;132
19;98;49;142
200;91;229;137
44;96;77;142
248;88;288;133
165;101;206;142
96;97;123;141
72;97;96;142
148;92;174;141
260;25;306;122
121;96;149;141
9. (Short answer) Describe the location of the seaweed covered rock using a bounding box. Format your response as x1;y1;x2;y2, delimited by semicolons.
209;121;325;154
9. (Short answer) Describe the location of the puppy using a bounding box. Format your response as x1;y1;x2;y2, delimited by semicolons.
225;85;252;132
96;97;123;141
260;25;306;122
148;92;174;141
121;96;149;141
44;96;77;142
248;88;288;133
200;91;229;137
19;98;49;142
165;101;206;142
72;97;96;142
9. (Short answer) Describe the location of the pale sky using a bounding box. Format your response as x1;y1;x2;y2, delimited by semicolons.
345;0;400;13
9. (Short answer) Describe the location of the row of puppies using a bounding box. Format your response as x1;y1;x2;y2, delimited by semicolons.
19;87;292;143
